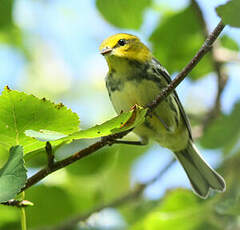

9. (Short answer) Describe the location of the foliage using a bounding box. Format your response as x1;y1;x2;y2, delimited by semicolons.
216;0;240;28
150;5;212;80
0;0;240;230
25;104;147;142
0;87;80;155
96;0;151;29
220;35;239;51
0;0;25;51
26;185;75;228
131;189;205;230
0;87;148;228
200;101;240;151
0;0;14;28
0;146;27;202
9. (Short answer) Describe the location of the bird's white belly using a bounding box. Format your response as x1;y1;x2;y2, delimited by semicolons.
110;79;160;114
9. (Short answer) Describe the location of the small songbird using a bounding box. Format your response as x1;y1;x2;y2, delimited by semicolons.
100;33;225;198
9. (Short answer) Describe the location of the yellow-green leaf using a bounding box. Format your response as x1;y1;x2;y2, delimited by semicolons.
25;105;147;142
216;0;240;28
0;87;80;154
96;0;151;29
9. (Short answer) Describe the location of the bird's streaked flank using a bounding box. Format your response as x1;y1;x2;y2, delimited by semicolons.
100;33;226;199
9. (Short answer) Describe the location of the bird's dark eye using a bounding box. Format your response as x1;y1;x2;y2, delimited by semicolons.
118;39;126;46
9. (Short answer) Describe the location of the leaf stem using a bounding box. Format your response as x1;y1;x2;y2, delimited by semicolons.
20;192;27;230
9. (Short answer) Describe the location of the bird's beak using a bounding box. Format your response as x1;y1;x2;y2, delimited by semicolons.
100;47;112;55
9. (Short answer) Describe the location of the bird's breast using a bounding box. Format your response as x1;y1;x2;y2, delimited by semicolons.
105;70;189;151
106;74;162;114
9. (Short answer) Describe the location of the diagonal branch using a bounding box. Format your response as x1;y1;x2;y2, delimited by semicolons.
147;20;225;111
20;20;225;193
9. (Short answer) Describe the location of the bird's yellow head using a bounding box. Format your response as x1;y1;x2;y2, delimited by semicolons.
99;33;152;68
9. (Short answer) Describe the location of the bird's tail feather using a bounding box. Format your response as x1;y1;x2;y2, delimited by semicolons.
174;141;226;199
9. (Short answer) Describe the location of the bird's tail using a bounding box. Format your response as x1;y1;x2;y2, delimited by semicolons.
174;141;226;199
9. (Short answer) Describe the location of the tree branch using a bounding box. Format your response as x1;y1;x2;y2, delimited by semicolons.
20;20;225;193
146;20;225;111
21;130;130;191
38;158;176;230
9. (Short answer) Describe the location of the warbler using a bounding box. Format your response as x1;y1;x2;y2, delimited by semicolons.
100;33;225;198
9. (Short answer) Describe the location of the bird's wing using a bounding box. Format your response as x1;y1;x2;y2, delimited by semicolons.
151;58;193;140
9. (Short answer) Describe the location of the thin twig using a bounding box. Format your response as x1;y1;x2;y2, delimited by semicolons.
38;158;176;230
19;20;225;193
2;199;34;208
146;20;225;112
45;141;54;169
21;130;130;191
113;140;146;146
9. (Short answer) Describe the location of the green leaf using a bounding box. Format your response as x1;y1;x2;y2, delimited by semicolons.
156;189;199;212
131;189;205;230
96;0;151;29
220;35;239;51
26;105;147;142
150;5;212;80
0;205;19;229
0;87;80;154
216;196;240;216
200;101;240;149
0;146;27;202
0;0;14;28
216;0;240;28
26;185;75;228
194;222;221;230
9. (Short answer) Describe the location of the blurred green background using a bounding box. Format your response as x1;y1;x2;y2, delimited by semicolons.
0;0;240;229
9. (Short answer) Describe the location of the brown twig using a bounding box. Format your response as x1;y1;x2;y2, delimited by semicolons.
2;199;33;208
146;20;225;112
37;158;176;230
45;141;54;169
19;20;225;193
22;130;131;191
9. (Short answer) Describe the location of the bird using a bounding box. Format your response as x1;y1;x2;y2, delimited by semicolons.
99;33;225;198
